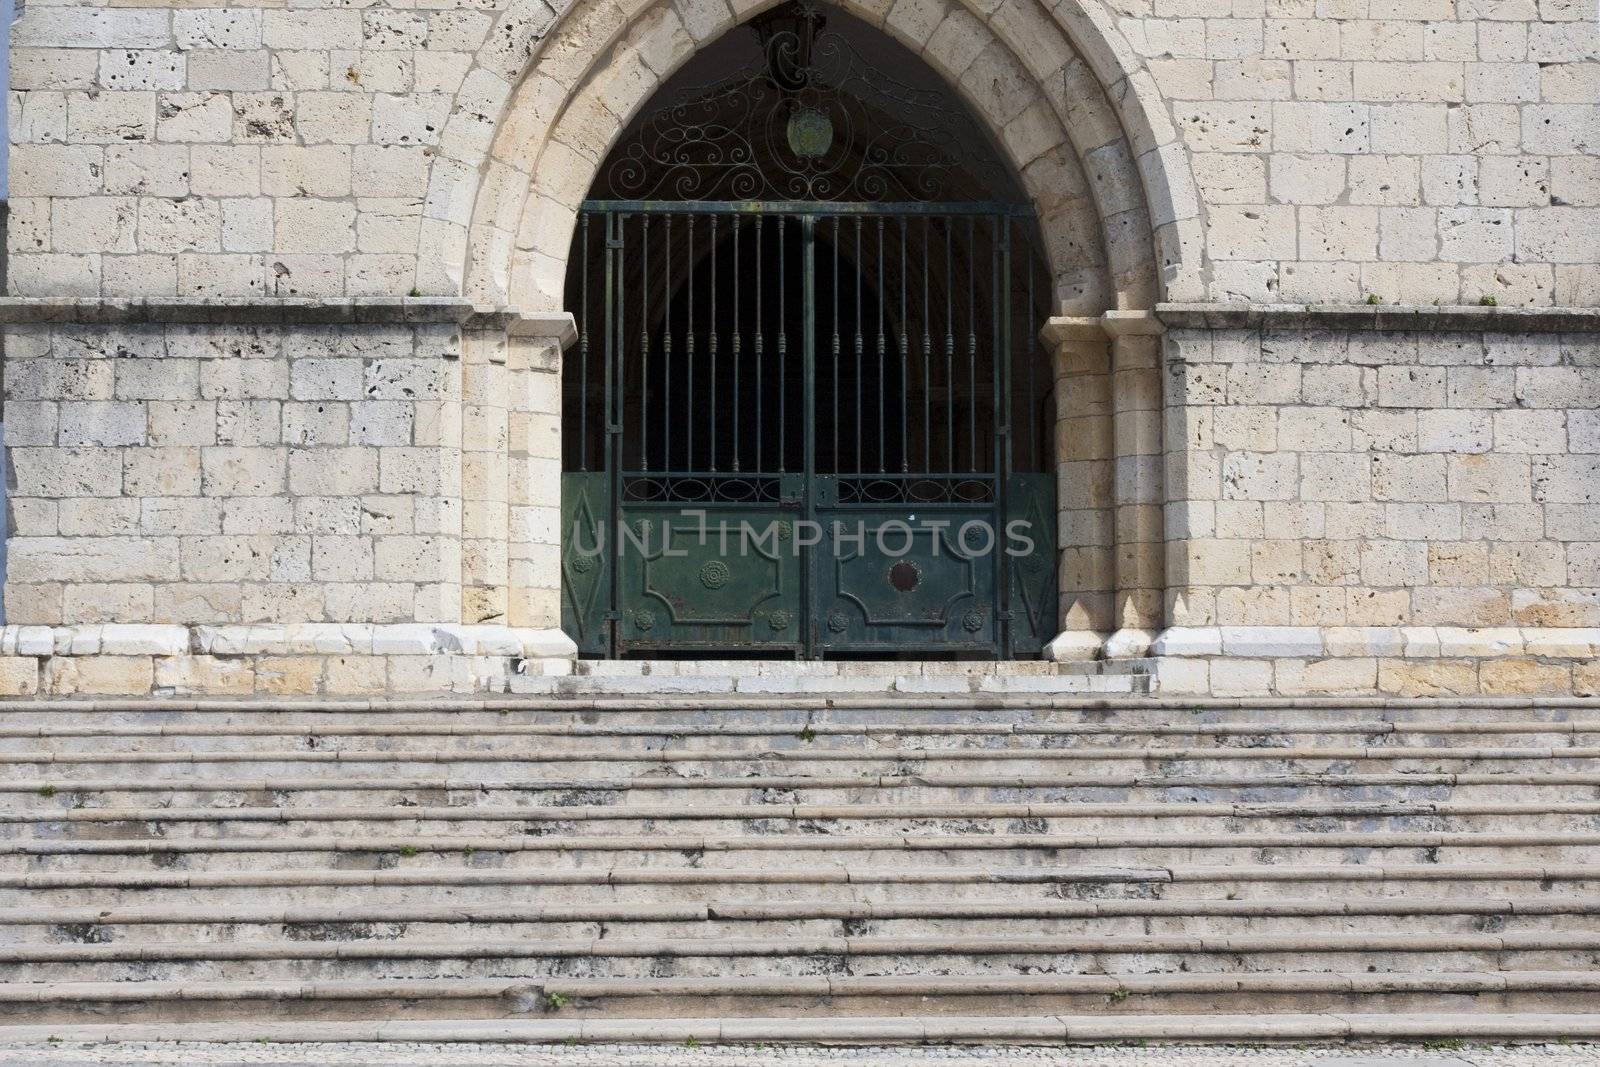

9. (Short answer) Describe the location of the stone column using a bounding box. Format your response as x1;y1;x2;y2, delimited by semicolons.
459;321;511;625
1102;310;1167;658
506;313;576;655
1041;317;1114;661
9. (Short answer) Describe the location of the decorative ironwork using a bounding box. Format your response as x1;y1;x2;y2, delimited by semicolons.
836;476;997;505
623;474;784;503
596;2;1014;203
560;6;1060;658
699;561;731;589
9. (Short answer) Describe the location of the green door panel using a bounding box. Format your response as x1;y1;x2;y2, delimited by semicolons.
814;506;999;655
561;472;612;656
1005;472;1058;657
614;506;803;653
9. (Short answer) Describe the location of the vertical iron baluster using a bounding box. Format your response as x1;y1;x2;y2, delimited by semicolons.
994;214;1012;657
854;216;863;475
876;216;885;474
921;216;931;473
686;215;695;471
615;214;628;470
899;216;908;473
754;215;762;473
778;216;786;473
732;216;742;472
1026;218;1036;472
832;217;840;474
663;215;672;472
603;212;621;651
944;218;954;474
580;212;590;472
967;216;978;473
992;214;1004;480
640;215;649;471
709;216;718;472
801;215;817;657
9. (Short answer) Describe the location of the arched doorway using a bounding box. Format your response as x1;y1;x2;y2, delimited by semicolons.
560;1;1057;659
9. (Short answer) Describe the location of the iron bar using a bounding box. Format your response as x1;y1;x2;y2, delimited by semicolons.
899;215;908;473
663;214;672;471
779;215;787;473
854;215;863;475
580;212;590;472
583;199;1034;217
1026;217;1036;472
876;216;885;474
686;215;695;471
801;215;817;657
754;215;762;473
921;216;931;473
944;219;954;474
640;214;649;471
967;215;977;473
733;216;742;472
709;216;718;472
831;217;840;475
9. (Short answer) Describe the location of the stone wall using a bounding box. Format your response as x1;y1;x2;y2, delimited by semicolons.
7;0;1596;306
1165;313;1599;633
0;300;573;694
3;0;1597;697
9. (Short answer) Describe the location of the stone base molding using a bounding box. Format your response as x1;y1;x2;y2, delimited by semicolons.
1151;626;1600;697
0;624;575;697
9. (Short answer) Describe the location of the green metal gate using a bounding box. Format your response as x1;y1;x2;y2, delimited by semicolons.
558;2;1057;659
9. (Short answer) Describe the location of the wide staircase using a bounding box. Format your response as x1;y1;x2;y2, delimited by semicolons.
2;681;1600;1045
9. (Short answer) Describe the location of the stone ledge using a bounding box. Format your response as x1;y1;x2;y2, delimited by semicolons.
0;624;576;660
1153;626;1600;661
1156;303;1600;334
0;298;575;339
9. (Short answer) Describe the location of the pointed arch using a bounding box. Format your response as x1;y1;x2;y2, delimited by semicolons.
417;0;1203;312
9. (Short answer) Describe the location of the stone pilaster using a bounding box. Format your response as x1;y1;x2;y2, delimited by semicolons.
1041;316;1113;661
1103;310;1167;659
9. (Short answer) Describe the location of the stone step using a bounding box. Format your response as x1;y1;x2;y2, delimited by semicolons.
8;749;1598;776
5;972;1600;1025
1;700;1592;729
7;934;1599;986
1;900;1589;945
12;768;1600;795
7;718;1597;745
3;1011;1600;1045
5;863;1593;909
3;699;1596;1033
8;805;1600;840
8;836;1599;880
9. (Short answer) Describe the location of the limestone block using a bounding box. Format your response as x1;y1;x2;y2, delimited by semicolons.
1479;657;1571;695
44;655;154;696
1276;656;1378;695
154;654;256;695
0;659;41;696
253;656;324;695
1377;657;1479;696
324;654;388;694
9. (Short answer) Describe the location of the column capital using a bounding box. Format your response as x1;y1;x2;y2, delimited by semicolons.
1040;316;1106;346
1041;311;1166;346
1101;310;1166;337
